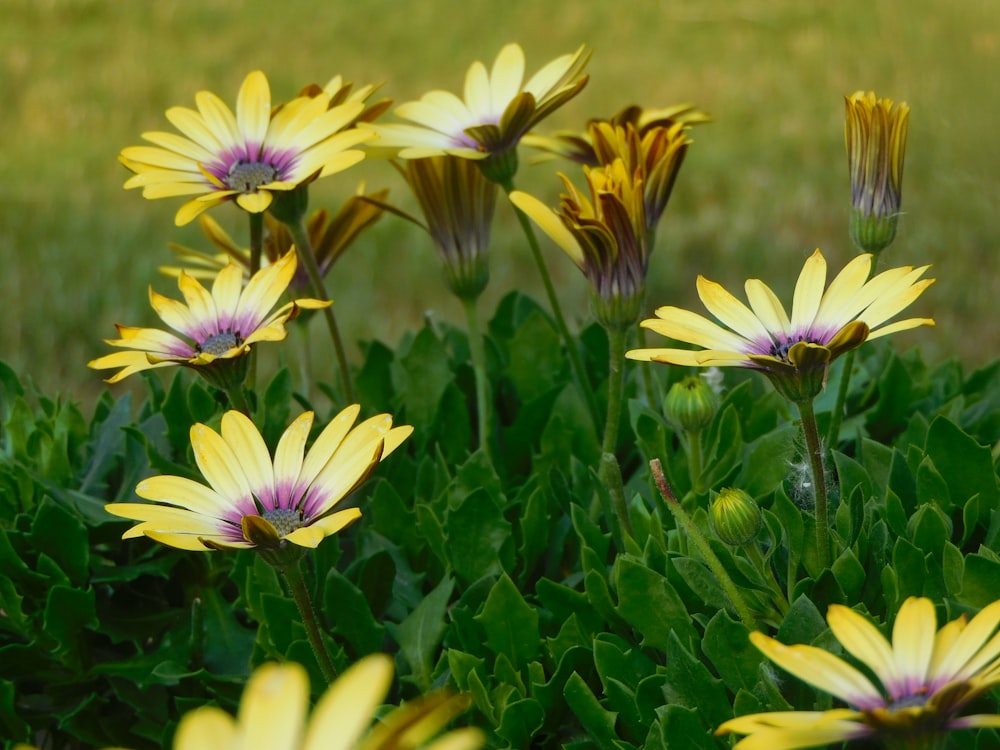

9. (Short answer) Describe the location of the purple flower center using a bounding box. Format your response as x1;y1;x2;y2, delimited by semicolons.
199;331;241;356
225;160;279;192
263;508;304;536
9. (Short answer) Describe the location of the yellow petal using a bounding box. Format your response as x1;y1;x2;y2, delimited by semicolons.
303;654;393;750
789;249;827;333
174;706;237;750
509;191;584;267
234;662;308;750
237;70;271;150
284;508;362;548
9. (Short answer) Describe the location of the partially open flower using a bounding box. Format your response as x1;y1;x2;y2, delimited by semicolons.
627;249;934;403
105;406;411;551
845;90;910;253
510;158;648;329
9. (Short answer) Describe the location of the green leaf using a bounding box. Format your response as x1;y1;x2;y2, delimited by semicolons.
28;495;89;586
702;610;759;693
386;575;453;691
924;416;1000;509
323;568;385;656
499;304;565;404
737;424;796;497
445;488;511;584
474;573;539;667
960;554;1000;608
615;557;697;653
908;503;951;557
42;584;97;665
658;704;718;750
663;632;730;729
496;698;545;747
831;548;867;602
392;324;454;444
564;671;619;747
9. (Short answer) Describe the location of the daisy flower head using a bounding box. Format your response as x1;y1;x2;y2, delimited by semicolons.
88;251;328;390
845;90;910;253
717;597;1000;750
510;158;647;329
120;70;375;226
173;656;484;750
367;43;590;184
626;249;934;403
105;406;412;551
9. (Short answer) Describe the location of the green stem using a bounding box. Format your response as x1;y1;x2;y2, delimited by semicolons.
650;459;756;628
224;385;252;416
687;429;704;495
501;179;601;432
462;294;493;463
278;558;338;684
744;541;790;617
600;327;632;540
288;218;355;403
248;212;264;390
825;349;855;449
796;399;831;569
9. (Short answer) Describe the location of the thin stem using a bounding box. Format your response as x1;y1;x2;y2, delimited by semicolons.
248;212;264;390
650;459;757;628
634;326;659;408
687;429;704;495
825;349;855;448
744;541;790;617
288;218;355;403
462;294;493;463
600;327;632;539
501;179;601;432
224;385;252;416
279;558;338;684
796;399;831;569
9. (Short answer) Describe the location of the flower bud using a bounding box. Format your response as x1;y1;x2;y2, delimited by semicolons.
710;488;762;546
664;375;718;433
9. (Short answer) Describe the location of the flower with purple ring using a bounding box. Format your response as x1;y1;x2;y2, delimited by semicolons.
88;250;328;384
105;406;412;551
717;597;1000;750
626;249;934;402
119;70;374;226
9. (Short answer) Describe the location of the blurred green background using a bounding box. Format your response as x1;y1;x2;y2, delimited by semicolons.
3;0;998;401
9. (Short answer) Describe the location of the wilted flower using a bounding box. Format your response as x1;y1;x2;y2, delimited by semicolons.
366;43;590;183
120;70;374;225
162;187;389;292
88;251;327;389
105;406;411;551
627;249;934;403
845;90;910;253
510;158;647;329
718;597;1000;750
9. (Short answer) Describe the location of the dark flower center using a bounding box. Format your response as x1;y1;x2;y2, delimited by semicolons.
199;331;241;356
263;508;304;536
770;336;808;362
226;160;279;192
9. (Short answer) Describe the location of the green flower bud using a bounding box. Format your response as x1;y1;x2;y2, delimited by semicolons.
850;208;898;254
710;488;763;546
664;375;718;433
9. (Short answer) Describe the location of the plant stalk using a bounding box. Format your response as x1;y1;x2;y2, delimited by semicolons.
796;398;831;569
278;558;338;684
462;294;493;463
600;327;631;539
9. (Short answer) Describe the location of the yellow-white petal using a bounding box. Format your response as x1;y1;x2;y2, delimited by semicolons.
284;508;362;548
234;662;308;750
303;654;393;750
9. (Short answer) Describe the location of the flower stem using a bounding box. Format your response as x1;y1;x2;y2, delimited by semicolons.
277;557;338;684
686;429;705;495
796;398;831;569
224;385;252;416
744;540;790;617
634;326;659;408
650;459;756;628
462;294;493;463
288;218;355;403
248;211;264;390
501;179;601;432
825;349;854;449
600;327;631;539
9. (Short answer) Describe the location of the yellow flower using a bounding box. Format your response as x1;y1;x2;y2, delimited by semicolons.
845;90;910;252
717;597;1000;749
376;156;497;300
105;406;411;551
367;43;590;182
161;187;389;292
626;249;934;402
88;251;327;387
510;158;647;329
173;657;484;750
120;70;374;226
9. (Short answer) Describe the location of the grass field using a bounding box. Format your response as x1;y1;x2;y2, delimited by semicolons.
3;0;999;401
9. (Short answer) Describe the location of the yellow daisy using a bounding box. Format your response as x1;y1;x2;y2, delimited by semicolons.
105;406;412;551
718;597;1000;749
88;251;327;385
173;657;484;750
366;43;589;172
626;249;934;401
120;70;374;226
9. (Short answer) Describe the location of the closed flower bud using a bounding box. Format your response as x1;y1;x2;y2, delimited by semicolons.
710;488;762;546
664;375;718;433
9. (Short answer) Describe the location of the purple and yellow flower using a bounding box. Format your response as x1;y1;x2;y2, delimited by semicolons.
626;249;934;401
845;90;910;253
173;656;483;750
367;43;589;182
88;251;327;386
120;70;374;225
105;406;412;551
718;597;1000;750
